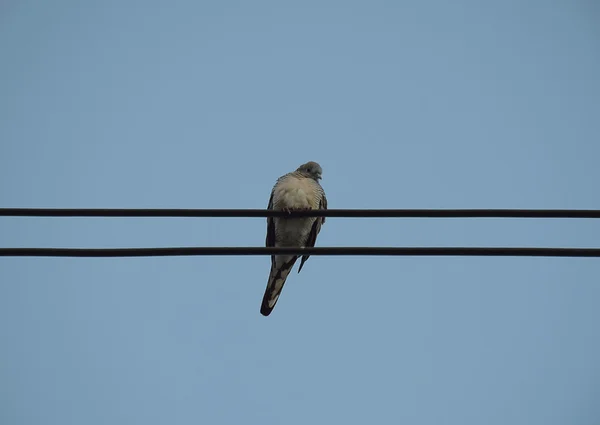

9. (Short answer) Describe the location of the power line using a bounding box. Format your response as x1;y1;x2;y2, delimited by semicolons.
2;209;597;258
1;247;598;258
0;208;599;218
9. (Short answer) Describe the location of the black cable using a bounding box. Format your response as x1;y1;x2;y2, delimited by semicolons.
1;247;598;258
1;208;599;218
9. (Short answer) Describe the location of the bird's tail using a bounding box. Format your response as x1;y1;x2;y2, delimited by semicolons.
260;255;298;316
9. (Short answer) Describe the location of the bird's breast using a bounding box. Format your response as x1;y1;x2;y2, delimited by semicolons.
273;176;320;210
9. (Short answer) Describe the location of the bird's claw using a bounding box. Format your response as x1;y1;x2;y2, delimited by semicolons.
282;206;312;215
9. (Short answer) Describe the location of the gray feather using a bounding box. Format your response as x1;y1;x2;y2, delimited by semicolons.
260;161;327;316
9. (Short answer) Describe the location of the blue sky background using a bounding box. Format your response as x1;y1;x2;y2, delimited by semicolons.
1;1;599;424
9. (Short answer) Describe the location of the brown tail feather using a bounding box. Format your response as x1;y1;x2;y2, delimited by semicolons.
260;256;298;316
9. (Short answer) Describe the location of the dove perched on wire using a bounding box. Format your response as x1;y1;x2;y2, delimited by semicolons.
260;161;328;316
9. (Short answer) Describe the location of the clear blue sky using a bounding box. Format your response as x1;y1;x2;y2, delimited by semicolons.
1;1;599;424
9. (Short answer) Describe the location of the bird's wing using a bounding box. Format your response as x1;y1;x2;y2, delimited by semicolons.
298;189;327;273
265;191;276;266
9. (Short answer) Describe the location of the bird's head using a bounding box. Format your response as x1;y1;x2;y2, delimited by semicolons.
297;161;323;180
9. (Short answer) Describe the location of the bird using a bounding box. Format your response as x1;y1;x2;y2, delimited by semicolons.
260;161;328;316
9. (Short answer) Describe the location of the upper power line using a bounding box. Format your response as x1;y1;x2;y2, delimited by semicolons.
2;247;599;258
1;208;600;218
